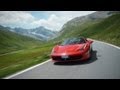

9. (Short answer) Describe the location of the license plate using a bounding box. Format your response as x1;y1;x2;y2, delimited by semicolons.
61;55;69;59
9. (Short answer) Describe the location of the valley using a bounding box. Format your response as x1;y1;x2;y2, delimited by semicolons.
0;11;120;78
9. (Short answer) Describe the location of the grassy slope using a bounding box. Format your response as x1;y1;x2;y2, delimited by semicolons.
0;42;54;78
0;27;54;78
0;28;55;78
57;13;120;46
1;13;120;78
0;28;42;54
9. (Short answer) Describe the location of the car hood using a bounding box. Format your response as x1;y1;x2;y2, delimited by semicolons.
53;44;85;53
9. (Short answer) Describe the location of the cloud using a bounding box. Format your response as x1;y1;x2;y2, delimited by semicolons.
32;14;70;31
0;11;35;28
31;11;96;31
0;11;96;31
43;11;95;19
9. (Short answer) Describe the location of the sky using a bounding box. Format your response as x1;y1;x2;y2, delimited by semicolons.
0;11;96;31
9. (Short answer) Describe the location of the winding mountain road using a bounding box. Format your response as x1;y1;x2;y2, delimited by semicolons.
5;40;120;79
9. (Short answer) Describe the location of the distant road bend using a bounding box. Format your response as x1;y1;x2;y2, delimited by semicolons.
5;40;120;79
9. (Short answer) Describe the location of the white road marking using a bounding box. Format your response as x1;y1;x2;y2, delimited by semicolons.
95;41;120;50
3;59;51;79
3;39;120;79
87;38;120;50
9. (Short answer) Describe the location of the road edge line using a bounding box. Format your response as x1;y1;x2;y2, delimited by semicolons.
3;39;120;79
88;38;120;50
3;59;51;79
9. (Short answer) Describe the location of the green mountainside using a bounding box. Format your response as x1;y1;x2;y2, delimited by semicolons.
0;11;120;78
56;13;120;46
0;26;42;54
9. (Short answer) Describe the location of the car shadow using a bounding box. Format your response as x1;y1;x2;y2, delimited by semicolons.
54;50;98;66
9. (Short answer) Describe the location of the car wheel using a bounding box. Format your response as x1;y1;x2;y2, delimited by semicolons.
89;46;93;59
90;46;93;53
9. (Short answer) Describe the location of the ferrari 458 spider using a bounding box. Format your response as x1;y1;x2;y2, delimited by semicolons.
51;37;93;62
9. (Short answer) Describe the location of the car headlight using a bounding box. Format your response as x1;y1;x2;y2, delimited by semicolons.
76;48;83;51
80;47;84;50
77;45;86;51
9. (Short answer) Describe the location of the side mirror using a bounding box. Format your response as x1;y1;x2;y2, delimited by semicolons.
87;39;93;44
89;40;93;44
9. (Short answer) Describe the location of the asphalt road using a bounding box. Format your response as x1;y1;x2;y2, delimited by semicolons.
9;41;120;79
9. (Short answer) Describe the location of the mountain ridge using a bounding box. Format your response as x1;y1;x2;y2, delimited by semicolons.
5;25;57;41
0;25;42;54
61;11;119;31
54;11;120;47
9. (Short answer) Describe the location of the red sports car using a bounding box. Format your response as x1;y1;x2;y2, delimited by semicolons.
51;37;93;62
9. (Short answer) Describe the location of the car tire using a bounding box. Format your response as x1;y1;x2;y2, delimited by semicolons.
89;46;93;59
91;46;93;53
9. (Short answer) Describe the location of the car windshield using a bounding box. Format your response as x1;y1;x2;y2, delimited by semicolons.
61;37;86;45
